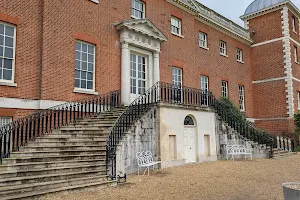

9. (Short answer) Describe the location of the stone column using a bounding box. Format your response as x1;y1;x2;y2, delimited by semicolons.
153;51;160;83
153;51;160;101
121;42;130;105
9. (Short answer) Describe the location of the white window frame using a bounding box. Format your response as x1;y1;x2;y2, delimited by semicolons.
237;48;243;63
130;53;147;95
239;85;245;111
199;32;208;49
220;40;227;56
0;117;12;128
298;91;300;110
131;0;145;19
294;46;298;63
74;40;96;92
221;80;228;98
200;76;209;91
292;16;296;33
0;22;16;84
172;67;182;87
171;16;182;36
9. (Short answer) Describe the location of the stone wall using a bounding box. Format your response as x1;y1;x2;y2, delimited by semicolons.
216;116;270;160
116;107;159;175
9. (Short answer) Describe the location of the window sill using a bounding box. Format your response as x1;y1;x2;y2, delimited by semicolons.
220;54;228;58
73;88;99;95
171;32;184;39
237;60;244;64
200;46;209;51
295;61;300;65
0;81;17;87
131;15;144;20
90;0;99;4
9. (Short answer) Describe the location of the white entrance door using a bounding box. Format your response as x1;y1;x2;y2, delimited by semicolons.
183;128;196;163
130;53;147;102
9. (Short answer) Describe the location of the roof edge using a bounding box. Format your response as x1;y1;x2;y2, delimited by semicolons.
240;0;291;20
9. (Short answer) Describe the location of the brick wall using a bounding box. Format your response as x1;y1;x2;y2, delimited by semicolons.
248;10;283;44
0;108;35;120
255;118;294;135
0;0;255;119
0;0;43;100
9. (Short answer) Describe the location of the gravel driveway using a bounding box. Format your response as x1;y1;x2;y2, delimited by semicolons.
44;154;300;200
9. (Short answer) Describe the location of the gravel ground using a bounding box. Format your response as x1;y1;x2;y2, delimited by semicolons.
43;154;300;200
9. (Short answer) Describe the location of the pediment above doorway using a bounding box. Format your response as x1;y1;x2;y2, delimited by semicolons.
115;18;167;52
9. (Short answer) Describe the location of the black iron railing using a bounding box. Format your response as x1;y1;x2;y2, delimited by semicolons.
106;83;160;179
106;82;274;179
0;90;121;163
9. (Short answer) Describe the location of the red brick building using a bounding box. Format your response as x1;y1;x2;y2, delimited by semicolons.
0;0;299;135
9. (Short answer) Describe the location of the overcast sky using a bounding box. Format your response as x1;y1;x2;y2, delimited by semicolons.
198;0;300;26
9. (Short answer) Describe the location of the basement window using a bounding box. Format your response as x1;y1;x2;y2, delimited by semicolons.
0;117;12;128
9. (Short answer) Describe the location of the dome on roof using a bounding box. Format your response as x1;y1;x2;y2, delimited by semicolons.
244;0;287;15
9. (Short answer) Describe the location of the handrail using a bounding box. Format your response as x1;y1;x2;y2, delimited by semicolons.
0;90;121;163
106;82;160;179
106;82;275;179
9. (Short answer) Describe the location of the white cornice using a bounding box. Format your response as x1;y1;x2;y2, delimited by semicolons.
166;0;252;44
0;98;66;110
241;1;300;21
115;19;168;42
241;1;288;20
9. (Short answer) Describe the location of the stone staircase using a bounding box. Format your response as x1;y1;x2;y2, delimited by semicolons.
0;108;125;200
272;148;297;159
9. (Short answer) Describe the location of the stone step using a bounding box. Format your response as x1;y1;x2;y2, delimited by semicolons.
0;169;107;187
0;163;106;179
60;126;111;131
68;124;114;128
273;150;290;154
59;126;112;134
1;178;114;200
21;145;103;152
10;149;106;157
43;132;109;138
0;159;105;171
273;152;296;159
2;154;106;164
74;120;116;124
35;136;107;142
0;175;108;198
91;114;122;119
27;140;106;147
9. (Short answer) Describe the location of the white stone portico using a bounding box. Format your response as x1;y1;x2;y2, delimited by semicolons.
115;19;167;105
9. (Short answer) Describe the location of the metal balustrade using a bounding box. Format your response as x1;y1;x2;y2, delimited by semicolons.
106;82;274;179
0;82;292;179
0;90;121;164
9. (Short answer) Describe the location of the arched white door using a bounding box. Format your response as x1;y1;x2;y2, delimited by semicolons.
183;116;197;163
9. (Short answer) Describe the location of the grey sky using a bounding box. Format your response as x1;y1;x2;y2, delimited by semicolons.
198;0;300;26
